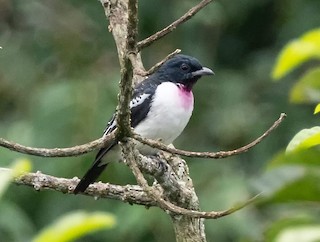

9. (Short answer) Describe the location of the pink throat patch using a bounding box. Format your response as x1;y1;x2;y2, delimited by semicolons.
178;85;194;110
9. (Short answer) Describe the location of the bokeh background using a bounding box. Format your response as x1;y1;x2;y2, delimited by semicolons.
0;0;319;241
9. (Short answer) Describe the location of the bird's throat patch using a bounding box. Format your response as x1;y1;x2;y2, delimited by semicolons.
178;84;194;110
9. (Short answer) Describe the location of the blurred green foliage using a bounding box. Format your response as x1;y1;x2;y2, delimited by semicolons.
272;28;320;80
1;0;320;241
0;158;31;199
255;27;320;242
32;211;116;242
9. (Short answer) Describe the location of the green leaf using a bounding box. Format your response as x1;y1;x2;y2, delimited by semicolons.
262;149;320;203
271;171;320;202
0;158;32;198
274;225;320;242
257;167;320;203
314;104;320;114
286;127;320;153
32;211;116;242
265;217;320;242
253;166;305;199
290;68;320;103
272;28;320;80
268;149;320;169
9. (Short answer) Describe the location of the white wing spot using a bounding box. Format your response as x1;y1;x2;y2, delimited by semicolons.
104;120;117;135
104;93;150;135
130;93;151;108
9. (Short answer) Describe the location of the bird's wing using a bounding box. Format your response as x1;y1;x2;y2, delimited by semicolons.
74;79;156;194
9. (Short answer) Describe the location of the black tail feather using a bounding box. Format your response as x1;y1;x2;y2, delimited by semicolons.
74;144;115;194
73;163;108;194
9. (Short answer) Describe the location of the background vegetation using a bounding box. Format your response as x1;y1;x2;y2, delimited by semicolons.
0;0;319;241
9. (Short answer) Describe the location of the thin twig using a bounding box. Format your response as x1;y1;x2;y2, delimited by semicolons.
132;113;287;159
155;193;260;219
137;0;214;50
0;132;115;157
135;49;181;76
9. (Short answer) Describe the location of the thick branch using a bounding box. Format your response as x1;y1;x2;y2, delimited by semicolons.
115;0;138;138
116;54;134;138
0;168;155;206
1;160;258;219
137;0;214;50
137;154;182;195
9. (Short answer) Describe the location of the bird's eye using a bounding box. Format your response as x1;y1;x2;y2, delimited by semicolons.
180;63;190;71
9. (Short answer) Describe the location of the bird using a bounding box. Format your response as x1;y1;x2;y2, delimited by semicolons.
74;54;214;194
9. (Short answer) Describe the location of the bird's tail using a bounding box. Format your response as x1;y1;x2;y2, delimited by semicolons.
73;145;115;194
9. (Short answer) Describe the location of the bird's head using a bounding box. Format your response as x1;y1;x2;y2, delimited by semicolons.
156;54;214;91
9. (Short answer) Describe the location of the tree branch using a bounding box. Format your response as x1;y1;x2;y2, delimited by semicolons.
0;168;155;206
0;113;286;159
135;49;181;76
137;0;214;50
115;0;138;138
132;113;287;158
121;140;260;219
0;132;115;157
1;158;259;219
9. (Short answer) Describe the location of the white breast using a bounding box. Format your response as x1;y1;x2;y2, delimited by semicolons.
134;82;194;154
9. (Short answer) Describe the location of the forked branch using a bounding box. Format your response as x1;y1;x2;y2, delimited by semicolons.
122;140;260;219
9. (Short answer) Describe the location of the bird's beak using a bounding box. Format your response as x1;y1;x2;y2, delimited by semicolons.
191;67;214;77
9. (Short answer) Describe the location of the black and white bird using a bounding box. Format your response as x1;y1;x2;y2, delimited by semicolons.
74;54;214;194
